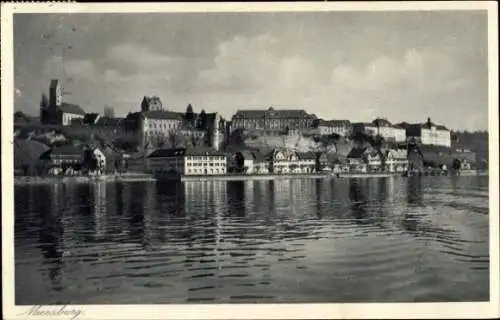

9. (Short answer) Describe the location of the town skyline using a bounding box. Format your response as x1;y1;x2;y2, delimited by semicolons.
14;11;488;131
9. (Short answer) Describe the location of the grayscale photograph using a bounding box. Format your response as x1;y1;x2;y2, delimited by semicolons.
8;5;493;309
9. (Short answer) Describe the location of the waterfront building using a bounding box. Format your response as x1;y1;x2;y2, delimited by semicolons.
83;144;119;174
41;79;85;126
397;117;451;148
346;148;368;173
385;149;409;172
314;119;352;137
268;148;316;174
147;147;227;176
317;152;347;172
231;107;317;133
230;150;270;174
39;145;84;175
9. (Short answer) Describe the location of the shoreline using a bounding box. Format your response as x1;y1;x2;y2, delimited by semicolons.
14;170;488;185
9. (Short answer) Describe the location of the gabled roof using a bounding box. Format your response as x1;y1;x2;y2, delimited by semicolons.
372;118;392;127
83;113;100;124
59;102;85;115
297;151;316;160
387;149;407;159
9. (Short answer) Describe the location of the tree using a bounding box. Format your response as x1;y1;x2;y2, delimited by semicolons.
185;104;195;126
198;109;207;130
40;93;50;124
104;105;115;118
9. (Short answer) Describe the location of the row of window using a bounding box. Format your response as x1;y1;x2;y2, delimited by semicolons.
187;162;225;167
147;122;180;129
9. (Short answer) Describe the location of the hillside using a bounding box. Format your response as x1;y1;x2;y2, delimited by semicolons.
451;131;489;167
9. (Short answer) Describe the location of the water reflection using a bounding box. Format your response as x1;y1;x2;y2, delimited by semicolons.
349;179;368;223
407;176;424;206
14;176;490;304
227;181;246;218
37;184;64;288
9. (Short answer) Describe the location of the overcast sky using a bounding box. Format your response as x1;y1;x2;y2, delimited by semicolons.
14;11;488;130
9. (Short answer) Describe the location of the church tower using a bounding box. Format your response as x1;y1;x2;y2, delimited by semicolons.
49;79;62;108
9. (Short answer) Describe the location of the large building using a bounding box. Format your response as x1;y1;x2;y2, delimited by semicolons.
126;110;184;147
231;107;317;133
141;96;163;112
398;118;451;148
314;119;352;136
352;118;406;142
125;99;226;151
147;147;227;176
41;79;85;126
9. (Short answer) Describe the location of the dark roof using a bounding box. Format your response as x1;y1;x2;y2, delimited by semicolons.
142;96;163;107
421;122;449;131
233;107;315;119
50;145;83;156
347;148;367;159
143;110;183;120
297;151;316;160
125;112;142;121
372;118;392;127
316;119;351;127
83;113;100;124
148;147;226;158
14;139;50;168
95;117;124;127
59;102;85;115
40;145;82;159
50;79;59;89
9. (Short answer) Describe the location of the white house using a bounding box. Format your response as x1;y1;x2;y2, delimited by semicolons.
269;148;316;174
147;147;227;176
401;117;451;147
386;149;409;172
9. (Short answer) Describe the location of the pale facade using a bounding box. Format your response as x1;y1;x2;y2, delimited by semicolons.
140;111;183;146
231;107;316;132
385;149;409;172
315;120;352;137
61;112;85;126
147;148;227;176
270;149;316;174
419;127;451;147
403;118;451;148
353;119;406;142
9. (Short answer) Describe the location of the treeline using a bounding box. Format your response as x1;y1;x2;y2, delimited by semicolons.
451;130;489;164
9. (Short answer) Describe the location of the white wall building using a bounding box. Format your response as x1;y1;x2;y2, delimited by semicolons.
315;119;352;137
270;149;316;174
147;147;227;176
403;118;451;147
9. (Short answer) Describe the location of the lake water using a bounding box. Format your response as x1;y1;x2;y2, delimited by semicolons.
14;176;489;304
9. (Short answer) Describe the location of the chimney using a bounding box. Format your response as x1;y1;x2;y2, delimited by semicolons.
427;117;431;125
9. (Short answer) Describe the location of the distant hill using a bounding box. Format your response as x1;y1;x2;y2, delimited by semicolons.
451;131;489;168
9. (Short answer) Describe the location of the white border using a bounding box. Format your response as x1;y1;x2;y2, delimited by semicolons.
2;2;498;320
